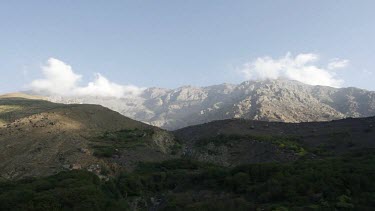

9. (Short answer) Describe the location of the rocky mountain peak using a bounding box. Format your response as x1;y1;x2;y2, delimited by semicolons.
46;79;375;130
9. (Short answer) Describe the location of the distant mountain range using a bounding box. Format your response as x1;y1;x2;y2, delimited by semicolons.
45;79;375;130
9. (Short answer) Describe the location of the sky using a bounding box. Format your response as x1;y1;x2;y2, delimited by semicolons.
1;1;375;97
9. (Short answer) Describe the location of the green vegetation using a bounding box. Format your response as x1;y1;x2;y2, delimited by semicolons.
0;170;129;210
1;150;374;210
194;134;244;147
195;134;306;155
170;142;182;155
118;151;375;210
310;143;335;156
90;129;155;157
328;132;353;146
309;132;358;156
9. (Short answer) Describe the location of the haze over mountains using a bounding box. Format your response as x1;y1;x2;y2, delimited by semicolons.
45;79;375;130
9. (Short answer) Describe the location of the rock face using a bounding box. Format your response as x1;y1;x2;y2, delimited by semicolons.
47;79;375;130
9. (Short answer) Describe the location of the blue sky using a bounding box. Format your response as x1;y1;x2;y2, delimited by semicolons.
1;0;375;95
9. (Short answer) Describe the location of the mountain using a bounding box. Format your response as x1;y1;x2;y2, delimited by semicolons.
1;95;375;209
0;96;179;180
46;79;375;130
1;96;375;209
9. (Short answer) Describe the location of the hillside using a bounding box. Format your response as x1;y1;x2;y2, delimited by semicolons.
47;79;375;130
174;117;375;166
0;96;179;180
1;150;375;210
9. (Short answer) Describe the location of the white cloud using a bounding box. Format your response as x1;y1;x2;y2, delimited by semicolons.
241;53;346;87
31;58;82;94
30;58;144;98
327;58;349;70
75;73;143;98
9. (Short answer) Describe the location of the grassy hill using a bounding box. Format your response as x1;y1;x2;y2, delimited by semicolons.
0;96;180;180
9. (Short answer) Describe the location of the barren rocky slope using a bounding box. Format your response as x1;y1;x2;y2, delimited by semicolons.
47;79;375;130
0;97;179;180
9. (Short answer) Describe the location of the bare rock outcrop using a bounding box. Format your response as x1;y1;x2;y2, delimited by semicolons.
47;79;375;130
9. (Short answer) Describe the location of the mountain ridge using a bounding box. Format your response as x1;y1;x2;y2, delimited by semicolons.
29;79;375;130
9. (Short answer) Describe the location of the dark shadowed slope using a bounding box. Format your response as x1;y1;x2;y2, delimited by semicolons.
174;117;375;166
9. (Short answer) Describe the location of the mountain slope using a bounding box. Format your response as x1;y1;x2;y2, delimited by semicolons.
174;117;375;166
47;79;375;130
0;97;179;180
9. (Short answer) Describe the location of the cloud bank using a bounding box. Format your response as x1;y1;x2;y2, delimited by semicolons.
30;58;144;98
241;53;348;87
